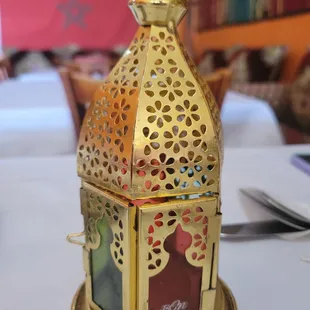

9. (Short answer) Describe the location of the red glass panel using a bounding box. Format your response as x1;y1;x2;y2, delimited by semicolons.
149;225;202;310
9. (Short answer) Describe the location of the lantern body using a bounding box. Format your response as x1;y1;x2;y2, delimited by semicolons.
81;183;221;310
70;0;236;309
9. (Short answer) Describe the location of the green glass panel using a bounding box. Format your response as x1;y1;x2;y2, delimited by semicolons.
91;216;122;310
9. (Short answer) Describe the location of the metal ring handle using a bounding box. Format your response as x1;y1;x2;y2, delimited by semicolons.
67;231;86;246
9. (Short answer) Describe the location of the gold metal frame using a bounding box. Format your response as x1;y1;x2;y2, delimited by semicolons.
71;278;237;310
70;0;236;308
81;182;137;310
137;195;221;309
77;25;222;200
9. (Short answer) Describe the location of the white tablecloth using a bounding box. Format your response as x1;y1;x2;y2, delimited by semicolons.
1;76;283;158
221;91;284;147
0;145;309;310
0;78;77;157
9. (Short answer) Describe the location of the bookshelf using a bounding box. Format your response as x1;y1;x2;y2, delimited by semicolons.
191;0;310;31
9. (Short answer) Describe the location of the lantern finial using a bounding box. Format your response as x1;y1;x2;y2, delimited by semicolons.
129;0;187;26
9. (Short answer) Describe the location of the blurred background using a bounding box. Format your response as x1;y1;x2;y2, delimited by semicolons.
0;0;309;159
1;2;310;310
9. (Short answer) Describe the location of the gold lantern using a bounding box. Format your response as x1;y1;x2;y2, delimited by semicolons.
69;0;237;309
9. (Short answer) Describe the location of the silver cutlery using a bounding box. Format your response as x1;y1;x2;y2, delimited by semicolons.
221;188;310;239
221;220;301;239
239;188;310;230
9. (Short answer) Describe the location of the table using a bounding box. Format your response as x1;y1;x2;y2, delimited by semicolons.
1;145;309;310
0;76;283;158
0;78;77;157
221;91;284;147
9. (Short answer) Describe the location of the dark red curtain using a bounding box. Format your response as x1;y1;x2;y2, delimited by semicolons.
1;0;138;49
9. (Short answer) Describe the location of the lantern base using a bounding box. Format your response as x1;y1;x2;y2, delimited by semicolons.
71;279;237;310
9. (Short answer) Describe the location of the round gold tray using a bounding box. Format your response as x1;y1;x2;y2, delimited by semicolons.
72;278;237;310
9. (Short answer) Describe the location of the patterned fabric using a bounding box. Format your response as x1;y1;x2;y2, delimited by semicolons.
276;68;310;143
198;50;228;76
198;45;242;76
230;45;287;83
296;46;310;75
199;45;287;83
231;70;310;144
231;83;286;108
203;69;232;110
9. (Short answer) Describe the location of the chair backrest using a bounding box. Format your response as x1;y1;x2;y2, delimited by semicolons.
0;56;10;82
203;70;223;103
203;68;232;109
61;49;121;78
59;68;104;137
216;68;233;108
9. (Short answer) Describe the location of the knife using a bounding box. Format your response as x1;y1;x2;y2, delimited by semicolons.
240;188;310;230
221;220;302;240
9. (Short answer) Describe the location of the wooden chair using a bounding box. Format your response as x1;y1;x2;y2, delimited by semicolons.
217;68;233;108
59;68;104;137
203;70;223;103
60;49;120;78
203;68;232;109
0;56;11;82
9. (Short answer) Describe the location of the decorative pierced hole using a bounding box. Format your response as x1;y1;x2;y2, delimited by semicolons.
207;154;216;162
154;213;164;227
169;210;177;216
168;219;176;226
194;175;208;188
136;159;146;177
145;90;154;97
164;126;188;153
144;145;151;155
151;32;175;55
168;59;177;65
153;240;161;247
148;236;153;245
207;165;215;171
130;31;147;56
119;220;123;229
145;180;161;192
143;127;150;138
207;179;215;186
182;209;191;223
148;225;155;234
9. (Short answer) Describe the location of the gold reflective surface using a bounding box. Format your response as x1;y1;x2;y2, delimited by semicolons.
71;0;235;309
72;279;237;310
77;24;222;200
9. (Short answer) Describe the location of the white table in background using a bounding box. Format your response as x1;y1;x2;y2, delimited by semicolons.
1;76;284;158
0;78;76;157
0;145;309;310
222;91;284;147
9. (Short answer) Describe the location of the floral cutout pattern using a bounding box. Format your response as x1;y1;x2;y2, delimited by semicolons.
111;98;130;124
158;76;183;102
81;188;126;271
176;100;200;126
144;202;212;275
151;32;175;56
163;126;188;153
130;32;147;56
146;100;172;128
